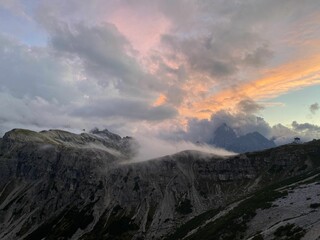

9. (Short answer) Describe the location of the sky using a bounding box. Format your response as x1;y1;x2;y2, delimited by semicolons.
0;0;320;144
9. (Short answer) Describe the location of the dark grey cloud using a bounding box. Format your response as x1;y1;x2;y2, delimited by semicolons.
161;34;239;78
0;33;177;136
160;0;320;83
0;34;87;135
237;98;265;114
310;103;319;114
292;121;320;132
50;23;162;96
183;118;217;143
0;90;77;136
72;98;177;121
243;45;273;67
0;35;78;103
160;3;269;80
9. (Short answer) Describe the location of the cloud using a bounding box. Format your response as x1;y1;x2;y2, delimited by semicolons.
292;121;320;132
163;111;320;147
192;53;320;119
0;33;178;137
310;102;319;114
0;0;31;20
0;35;78;103
160;0;302;81
243;45;274;67
175;111;272;144
2;0;320;146
72;97;177;121
0;34;85;135
237;98;265;114
31;0;320;116
50;23;163;96
131;136;235;162
0;91;78;136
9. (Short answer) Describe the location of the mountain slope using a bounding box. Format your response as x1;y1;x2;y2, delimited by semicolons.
229;131;276;153
0;129;319;240
172;168;320;240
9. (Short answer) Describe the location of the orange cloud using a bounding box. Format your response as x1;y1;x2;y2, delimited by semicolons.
104;4;320;123
180;52;320;119
153;94;167;106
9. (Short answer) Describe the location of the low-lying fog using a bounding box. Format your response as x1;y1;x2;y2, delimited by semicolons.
131;136;236;162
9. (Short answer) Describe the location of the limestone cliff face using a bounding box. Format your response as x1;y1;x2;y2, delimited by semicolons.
0;129;319;240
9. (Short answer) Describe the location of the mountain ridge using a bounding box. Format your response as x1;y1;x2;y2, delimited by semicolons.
0;128;319;239
210;123;276;153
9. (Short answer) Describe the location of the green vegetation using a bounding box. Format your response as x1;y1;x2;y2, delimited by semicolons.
252;233;264;240
133;181;140;191
10;129;38;136
23;204;94;240
107;217;139;235
182;169;320;240
273;223;306;240
268;164;284;174
307;152;320;168
184;189;287;240
80;205;138;240
175;199;193;215
145;205;156;231
133;176;140;191
309;203;320;209
297;164;308;171
165;209;220;240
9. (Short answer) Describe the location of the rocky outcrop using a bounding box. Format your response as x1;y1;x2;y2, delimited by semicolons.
0;129;319;240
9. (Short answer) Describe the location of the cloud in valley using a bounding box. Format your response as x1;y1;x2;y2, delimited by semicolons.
131;136;236;163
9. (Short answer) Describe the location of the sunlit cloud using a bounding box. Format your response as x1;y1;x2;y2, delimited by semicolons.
107;3;171;57
188;52;320;119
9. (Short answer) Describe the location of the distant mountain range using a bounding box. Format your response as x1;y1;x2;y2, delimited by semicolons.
210;123;276;153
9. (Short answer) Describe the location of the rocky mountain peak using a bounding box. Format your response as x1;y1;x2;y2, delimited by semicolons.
210;124;276;153
210;123;237;148
90;128;122;141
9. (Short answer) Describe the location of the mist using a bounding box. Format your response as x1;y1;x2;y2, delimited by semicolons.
130;136;237;163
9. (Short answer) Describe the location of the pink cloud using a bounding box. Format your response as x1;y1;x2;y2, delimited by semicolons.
107;3;171;57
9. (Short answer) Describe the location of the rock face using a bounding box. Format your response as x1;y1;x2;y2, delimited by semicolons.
211;123;276;153
210;123;237;149
0;128;319;240
229;131;276;153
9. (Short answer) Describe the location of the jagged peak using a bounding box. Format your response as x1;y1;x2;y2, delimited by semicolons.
90;128;122;141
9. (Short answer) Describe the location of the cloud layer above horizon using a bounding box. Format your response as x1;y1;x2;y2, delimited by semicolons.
0;0;320;142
